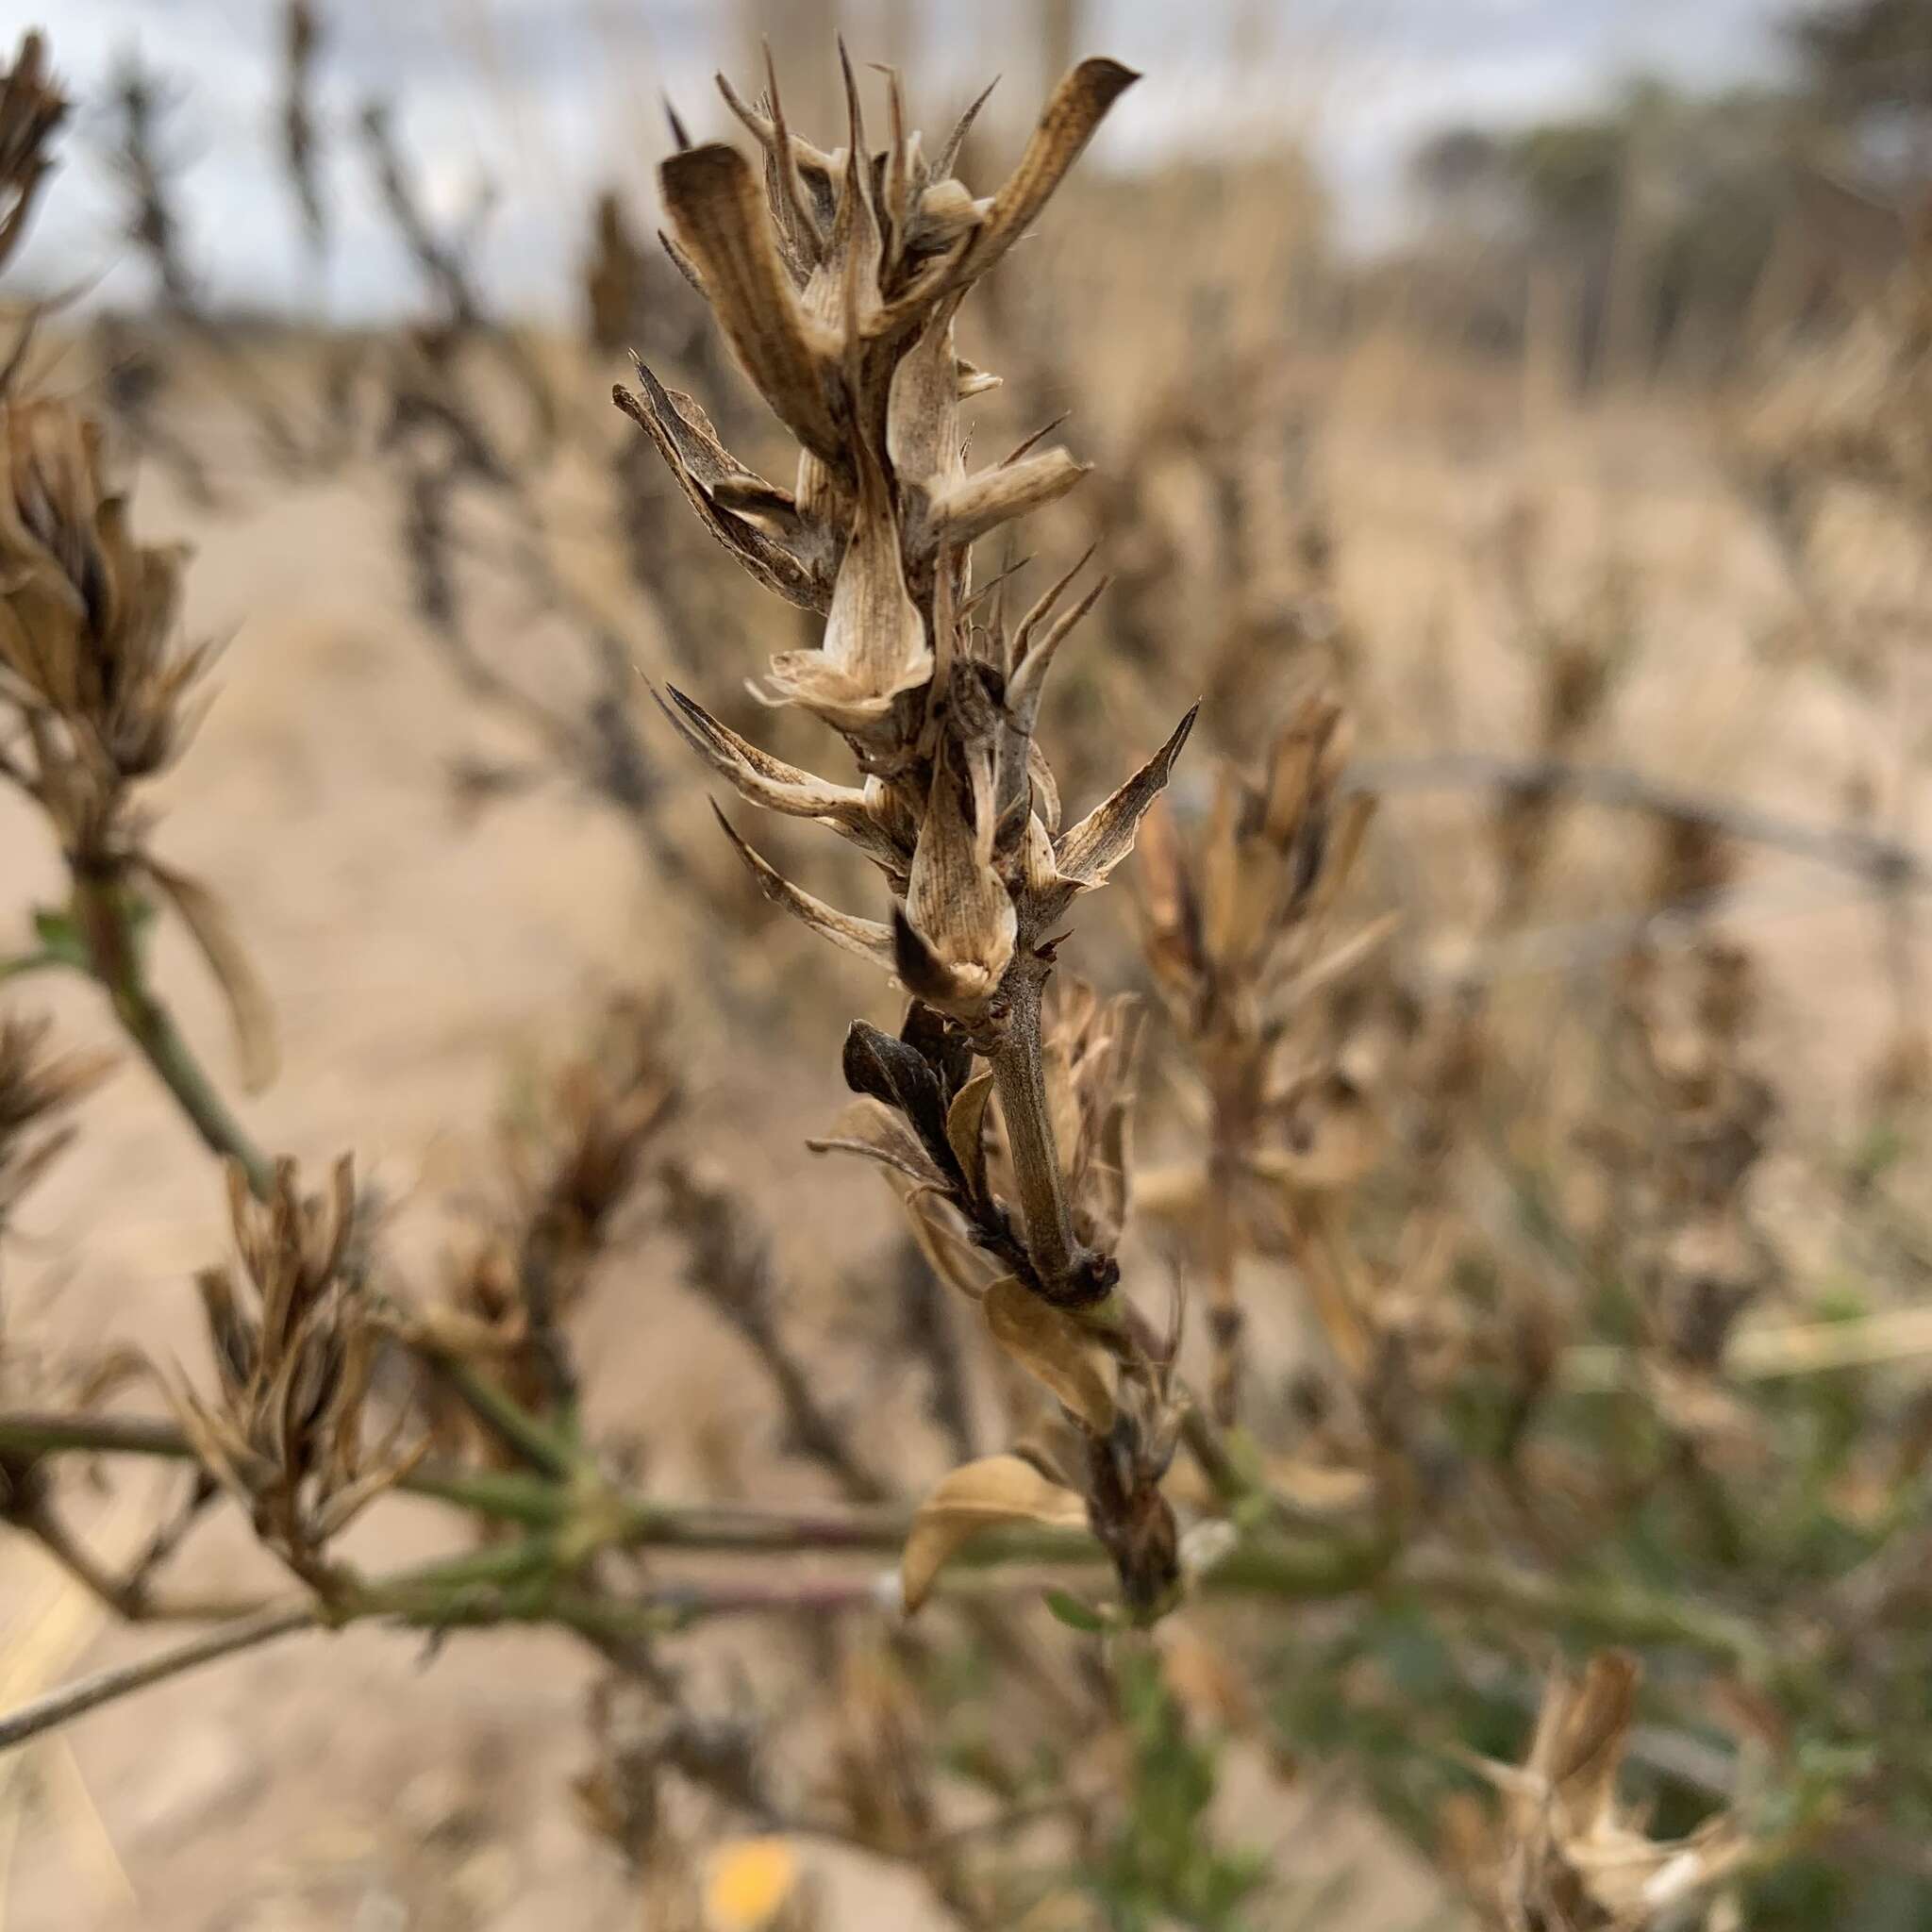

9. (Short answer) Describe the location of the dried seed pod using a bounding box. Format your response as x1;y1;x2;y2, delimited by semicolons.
167;1156;421;1573
420;994;678;1450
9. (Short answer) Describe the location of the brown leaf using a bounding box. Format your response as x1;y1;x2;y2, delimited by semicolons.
142;858;280;1094
1048;704;1199;908
715;58;837;270
808;1098;947;1191
658;143;842;464
945;1069;995;1203
710;805;894;973
956;59;1140;291
887;291;966;490
900;1452;1089;1613
906;741;1017;1009
1007;569;1106;741
822;433;931;698
981;1274;1116;1436
649;680;898;864
614;362;828;609
925;448;1090;553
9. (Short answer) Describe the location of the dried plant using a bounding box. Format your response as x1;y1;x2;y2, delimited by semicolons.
1134;691;1384;1423
168;1157;422;1581
0;388;279;1125
624;46;1218;1619
0;30;63;284
1447;1652;1748;1930
278;0;326;256
0;1011;112;1234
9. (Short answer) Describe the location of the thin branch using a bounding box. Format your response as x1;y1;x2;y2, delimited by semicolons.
0;1603;316;1753
0;1409;562;1523
1351;751;1928;890
71;874;275;1198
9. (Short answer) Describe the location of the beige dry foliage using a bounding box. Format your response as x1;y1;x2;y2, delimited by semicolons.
0;1013;113;1230
0;393;276;1090
900;1451;1090;1613
167;1157;424;1573
631;42;1207;1619
1448;1651;1748;1931
1135;690;1385;1419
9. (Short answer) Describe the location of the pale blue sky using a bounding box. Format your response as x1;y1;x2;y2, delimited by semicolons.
8;0;1799;318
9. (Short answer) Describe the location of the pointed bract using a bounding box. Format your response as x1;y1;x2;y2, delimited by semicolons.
712;804;896;973
658;142;844;465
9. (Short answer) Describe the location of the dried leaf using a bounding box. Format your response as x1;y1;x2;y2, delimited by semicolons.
841;1020;956;1169
650;680;896;862
658;143;842;464
1048;704;1199;909
1007;572;1106;741
711;806;894;973
822;433;931;696
808;1097;947;1190
900;1452;1089;1612
143;858;280;1094
906;741;1016;1008
887;291;966;489
958;59;1140;290
982;1274;1116;1435
614;363;828;610
926;448;1090;552
1264;1457;1376;1518
945;1069;995;1203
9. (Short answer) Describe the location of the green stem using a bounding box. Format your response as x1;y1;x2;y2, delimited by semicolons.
408;1346;581;1481
69;875;275;1199
0;948;64;982
0;1410;564;1525
0;1407;1775;1672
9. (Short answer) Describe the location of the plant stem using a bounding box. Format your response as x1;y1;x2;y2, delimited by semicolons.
16;1503;270;1624
70;875;276;1198
0;948;63;982
0;1604;317;1753
0;1407;1776;1671
407;1343;580;1481
0;1410;564;1524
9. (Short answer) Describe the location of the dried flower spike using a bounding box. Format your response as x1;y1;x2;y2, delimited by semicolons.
167;1156;421;1575
625;48;1183;1318
626;48;1196;1621
0;391;277;1091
